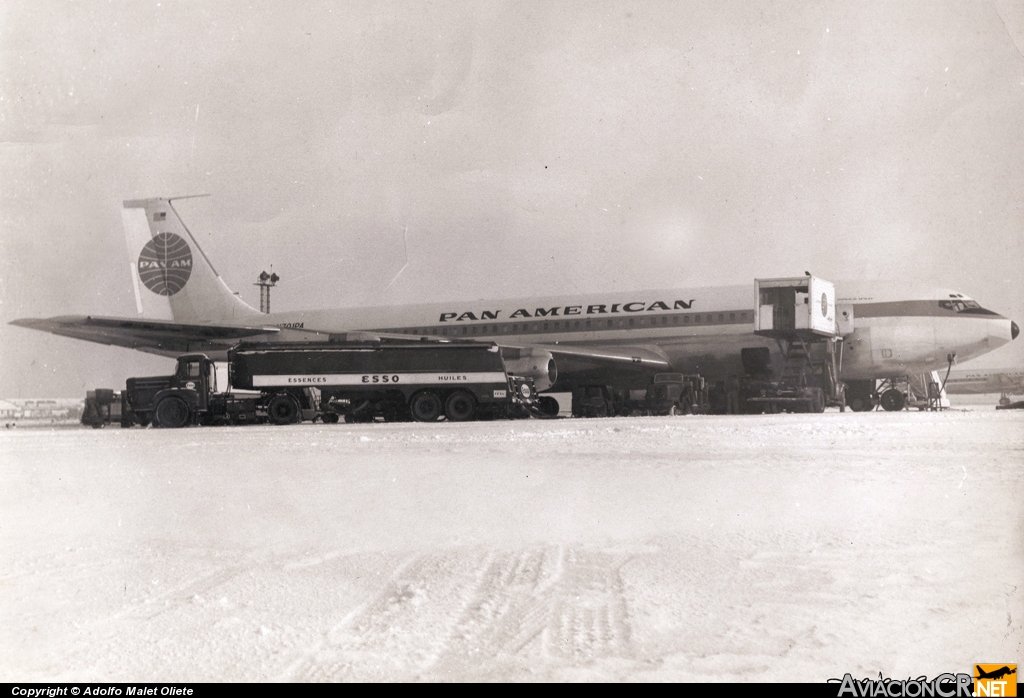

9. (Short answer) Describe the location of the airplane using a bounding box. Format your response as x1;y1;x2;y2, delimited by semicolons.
10;196;1019;413
943;367;1024;406
974;666;1016;681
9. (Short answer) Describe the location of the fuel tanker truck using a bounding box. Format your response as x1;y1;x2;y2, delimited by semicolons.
120;338;540;427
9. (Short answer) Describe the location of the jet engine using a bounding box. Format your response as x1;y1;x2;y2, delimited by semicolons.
502;347;557;392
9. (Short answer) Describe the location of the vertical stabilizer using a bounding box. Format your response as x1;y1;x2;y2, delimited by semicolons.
121;197;261;324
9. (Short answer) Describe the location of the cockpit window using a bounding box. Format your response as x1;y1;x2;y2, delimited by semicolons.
939;300;981;312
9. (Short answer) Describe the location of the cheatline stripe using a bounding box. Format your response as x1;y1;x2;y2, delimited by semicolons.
252;372;509;387
853;301;1001;318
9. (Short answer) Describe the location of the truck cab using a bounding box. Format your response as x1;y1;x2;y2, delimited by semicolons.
172;354;217;412
645;373;706;415
123;354;216;428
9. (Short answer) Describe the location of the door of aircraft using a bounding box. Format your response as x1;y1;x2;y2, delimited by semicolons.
842;325;874;375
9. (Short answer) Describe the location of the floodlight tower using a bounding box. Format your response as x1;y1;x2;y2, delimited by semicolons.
254;270;279;314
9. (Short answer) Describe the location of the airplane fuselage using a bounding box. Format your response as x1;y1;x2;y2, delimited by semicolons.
257;281;1018;387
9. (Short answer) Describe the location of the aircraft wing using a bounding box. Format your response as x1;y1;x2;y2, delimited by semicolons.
11;315;675;388
10;315;282;356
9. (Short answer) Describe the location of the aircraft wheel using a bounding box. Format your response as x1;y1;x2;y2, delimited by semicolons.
879;388;906;412
154;396;191;429
410;391;442;422
445;391;477;422
268;393;301;424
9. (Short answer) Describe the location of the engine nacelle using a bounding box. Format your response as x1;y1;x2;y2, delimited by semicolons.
502;347;557;392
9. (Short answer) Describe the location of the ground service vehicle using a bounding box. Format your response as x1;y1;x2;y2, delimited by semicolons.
120;339;538;427
739;276;848;414
571;385;608;418
81;389;123;428
122;354;266;428
640;373;709;415
571;373;709;417
229;340;538;424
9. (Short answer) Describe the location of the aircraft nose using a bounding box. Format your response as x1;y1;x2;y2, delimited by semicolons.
1013;321;1019;340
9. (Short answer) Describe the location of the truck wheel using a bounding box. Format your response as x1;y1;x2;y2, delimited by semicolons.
537;395;560;418
268;393;301;424
880;389;905;412
445;391;477;422
848;396;871;412
811;388;826;413
322;412;340;424
410;391;442;422
155;396;190;429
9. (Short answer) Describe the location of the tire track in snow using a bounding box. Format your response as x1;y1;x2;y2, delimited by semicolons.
282;546;640;681
284;551;486;681
426;546;636;679
429;546;561;671
540;548;634;662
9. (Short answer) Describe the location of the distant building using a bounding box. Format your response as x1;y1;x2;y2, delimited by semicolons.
1;398;83;421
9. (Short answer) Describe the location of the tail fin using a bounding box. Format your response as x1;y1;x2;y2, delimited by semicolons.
121;196;261;324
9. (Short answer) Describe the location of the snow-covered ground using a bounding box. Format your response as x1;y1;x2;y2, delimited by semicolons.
1;408;1021;682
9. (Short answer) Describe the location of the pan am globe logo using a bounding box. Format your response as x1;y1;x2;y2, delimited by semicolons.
137;232;193;296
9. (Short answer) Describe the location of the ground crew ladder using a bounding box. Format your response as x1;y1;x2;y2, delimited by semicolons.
780;338;813;388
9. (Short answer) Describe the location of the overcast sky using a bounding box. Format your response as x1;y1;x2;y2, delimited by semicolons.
2;0;1022;396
